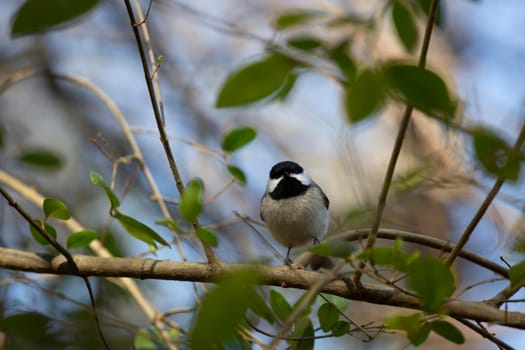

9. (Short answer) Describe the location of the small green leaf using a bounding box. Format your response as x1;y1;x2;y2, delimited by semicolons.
216;53;297;108
329;39;356;81
392;0;418;53
222;127;257;153
67;230;99;249
133;328;159;350
383;63;455;120
191;268;262;350
472;127;520;181
196;227;218;247
29;220;57;245
309;239;357;259
431;320;465;344
0;312;50;339
226;164;247;185
287;36;322;51
509;260;525;287
408;322;431;346
274;10;325;29
385;313;430;346
180;178;204;222
331;320;350;337
317;303;339;332
114;211;170;248
89;171;120;209
406;258;455;312
293;318;314;350
416;0;443;26
273;72;299;101
18;149;62;170
43;198;70;220
155;219;184;233
269;289;292;322
11;0;100;37
361;246;417;269
345;68;386;123
249;292;275;325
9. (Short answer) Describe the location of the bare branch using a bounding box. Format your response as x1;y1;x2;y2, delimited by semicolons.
1;247;524;330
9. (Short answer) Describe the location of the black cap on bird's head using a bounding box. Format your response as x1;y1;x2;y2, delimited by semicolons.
269;161;304;179
267;161;312;200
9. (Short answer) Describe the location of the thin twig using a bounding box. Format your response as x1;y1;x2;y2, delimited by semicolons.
354;0;441;285
454;317;514;350
446;122;525;266
332;229;509;278
123;0;218;265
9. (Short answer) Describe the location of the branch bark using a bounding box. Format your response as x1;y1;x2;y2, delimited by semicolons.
1;246;524;330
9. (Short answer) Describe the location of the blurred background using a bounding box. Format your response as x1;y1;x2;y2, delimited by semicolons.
1;0;525;348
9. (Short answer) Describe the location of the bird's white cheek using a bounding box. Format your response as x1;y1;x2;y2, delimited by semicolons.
266;177;281;193
290;172;312;186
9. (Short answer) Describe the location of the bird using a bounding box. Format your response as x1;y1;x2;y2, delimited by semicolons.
260;160;329;264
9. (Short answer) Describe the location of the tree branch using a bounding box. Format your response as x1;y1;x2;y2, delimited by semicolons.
1;247;524;330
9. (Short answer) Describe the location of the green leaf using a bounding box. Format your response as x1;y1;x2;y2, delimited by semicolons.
317;302;339;332
383;63;455;120
222;127;257;153
180;178;204;222
29;220;57;245
216;53;297;108
416;0;443;27
292;318;314;350
155;219;184;233
273;72;299;101
89;170;120;209
191;268;262;350
114;211;170;248
329;39;356;81
509;260;525;287
134;327;178;350
0;312;50;340
472;127;520;181
406;258;455;312
249;292;275;325
43;198;70;220
309;239;357;259
408;322;431;346
431;320;465;344
275;10;325;29
269;289;292;322
11;0;100;37
196;227;218;247
385;313;430;346
331;320;350;337
66;230;99;249
392;0;418;53
287;36;322;51
133;328;159;350
345;68;386;123
226;164;247;185
18;149;62;170
361;246;417;269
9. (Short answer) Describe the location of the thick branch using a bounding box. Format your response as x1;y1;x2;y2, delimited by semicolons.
1;247;524;329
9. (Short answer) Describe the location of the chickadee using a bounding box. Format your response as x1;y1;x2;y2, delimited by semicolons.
260;161;329;262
